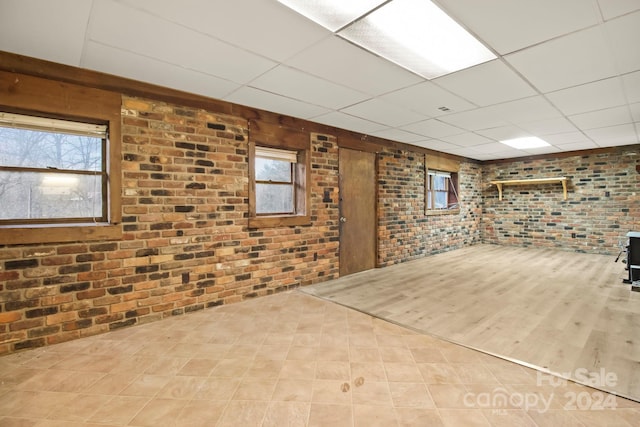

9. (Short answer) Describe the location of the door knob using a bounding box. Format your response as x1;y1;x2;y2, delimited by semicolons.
340;216;347;223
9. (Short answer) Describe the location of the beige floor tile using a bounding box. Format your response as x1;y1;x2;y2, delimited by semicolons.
525;409;586;427
0;390;75;418
379;347;414;363
0;417;39;427
272;379;314;402
232;377;278;401
308;403;353;427
176;358;219;376
428;384;473;409
394;408;444;426
349;347;382;363
246;359;284;379
353;404;398;427
388;382;435;408
280;360;317;380
46;393;112;422
262;401;310;427
209;358;252;378
216;400;269;427
192;377;241;400
316;346;350;361
87;395;150;425
255;344;291;360
438;408;492;426
383;362;423;382
312;380;353;404
451;363;500;384
316;361;350;381
82;372;139;395
1;291;638;427
129;397;187;426
119;374;171;397
482;409;537;427
409;346;448;363
418;363;462;384
175;400;227;427
156;376;206;400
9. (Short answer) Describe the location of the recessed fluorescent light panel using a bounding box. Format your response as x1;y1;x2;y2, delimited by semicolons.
500;137;551;149
278;0;496;78
278;0;386;32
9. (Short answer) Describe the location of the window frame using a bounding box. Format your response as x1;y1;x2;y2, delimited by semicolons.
0;112;110;225
0;71;122;244
248;122;310;228
254;147;297;216
425;154;460;216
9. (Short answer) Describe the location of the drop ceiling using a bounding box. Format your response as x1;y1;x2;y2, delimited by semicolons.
0;0;639;161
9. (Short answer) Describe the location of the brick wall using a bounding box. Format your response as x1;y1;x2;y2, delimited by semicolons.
0;96;340;355
481;146;640;254
377;148;483;266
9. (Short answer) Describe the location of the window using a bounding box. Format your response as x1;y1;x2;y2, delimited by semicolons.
0;112;108;224
254;147;297;215
0;71;121;244
248;124;310;228
426;170;459;214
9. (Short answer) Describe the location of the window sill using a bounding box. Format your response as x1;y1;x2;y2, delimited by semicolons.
0;223;122;245
248;215;311;229
425;209;460;217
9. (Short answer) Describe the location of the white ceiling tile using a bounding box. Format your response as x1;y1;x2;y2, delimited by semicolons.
569;106;633;130
603;10;640;74
438;107;508;131
249;66;369;109
443;147;488;160
544;132;592;145
411;140;460;152
505;26;618;93
485;96;561;124
116;0;330;62
467;142;513;154
622;71;640;103
476;126;531;141
597;0;640;20
584;124;639;146
551;140;599;150
310;111;388;134
438;0;599;55
82;42;240;99
631;103;640;121
517;117;579;135
0;0;92;66
285;36;423;96
545;77;627;115
483;150;529;160
434;60;537;106
370;129;425;144
340;98;427;127
88;1;276;84
440;132;494;147
380;82;475;117
522;145;563;156
400;119;465;138
224;87;329;120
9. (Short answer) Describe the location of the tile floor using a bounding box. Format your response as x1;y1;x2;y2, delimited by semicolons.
0;291;638;426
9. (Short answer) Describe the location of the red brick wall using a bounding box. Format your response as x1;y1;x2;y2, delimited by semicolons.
481;147;640;254
377;148;483;266
0;96;340;354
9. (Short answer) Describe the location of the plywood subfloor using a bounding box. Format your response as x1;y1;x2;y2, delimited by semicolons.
302;244;640;401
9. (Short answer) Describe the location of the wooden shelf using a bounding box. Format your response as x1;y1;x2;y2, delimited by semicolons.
490;177;568;200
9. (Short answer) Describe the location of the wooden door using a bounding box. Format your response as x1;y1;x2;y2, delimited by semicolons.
339;148;376;276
